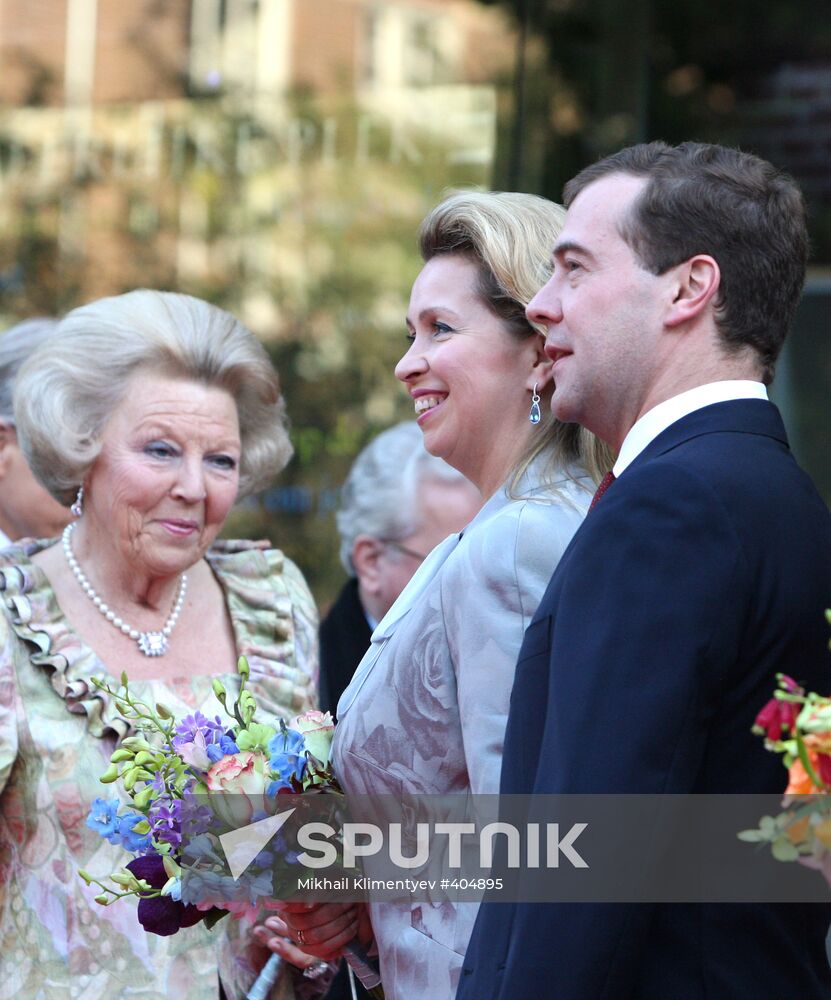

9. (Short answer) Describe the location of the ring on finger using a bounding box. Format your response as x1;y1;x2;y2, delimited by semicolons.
297;929;306;945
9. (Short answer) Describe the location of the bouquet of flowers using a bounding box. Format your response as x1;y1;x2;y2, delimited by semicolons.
80;657;384;997
738;618;831;885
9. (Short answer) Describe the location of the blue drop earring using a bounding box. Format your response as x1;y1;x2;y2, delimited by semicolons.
529;383;541;425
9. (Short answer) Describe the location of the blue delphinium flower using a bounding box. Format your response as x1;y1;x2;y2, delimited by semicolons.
242;869;274;904
272;829;301;865
180;832;225;867
205;734;240;763
267;728;306;794
86;797;121;843
117;812;153;853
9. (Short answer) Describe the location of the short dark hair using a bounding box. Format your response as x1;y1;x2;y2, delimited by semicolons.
563;141;808;383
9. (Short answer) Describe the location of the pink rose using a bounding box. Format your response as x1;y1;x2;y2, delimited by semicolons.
290;710;335;766
205;751;270;828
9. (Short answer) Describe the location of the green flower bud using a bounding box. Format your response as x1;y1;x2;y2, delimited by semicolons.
237;655;250;679
133;785;154;810
156;703;173;720
77;869;93;885
110;872;136;888
212;678;227;701
122;767;139;791
122;737;153;751
134;751;156;767
94;893;110;905
99;763;120;784
162;855;182;880
120;671;129;686
110;748;134;763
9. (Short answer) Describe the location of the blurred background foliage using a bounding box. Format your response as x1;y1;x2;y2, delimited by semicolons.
1;0;829;605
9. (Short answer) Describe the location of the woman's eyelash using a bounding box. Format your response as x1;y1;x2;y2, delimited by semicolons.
145;442;175;458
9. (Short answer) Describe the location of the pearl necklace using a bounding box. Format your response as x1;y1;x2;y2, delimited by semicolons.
62;523;187;657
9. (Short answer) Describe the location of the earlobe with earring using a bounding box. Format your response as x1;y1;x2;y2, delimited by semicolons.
70;485;84;518
529;383;541;425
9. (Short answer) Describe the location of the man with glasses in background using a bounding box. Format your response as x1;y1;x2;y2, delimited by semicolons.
319;420;481;719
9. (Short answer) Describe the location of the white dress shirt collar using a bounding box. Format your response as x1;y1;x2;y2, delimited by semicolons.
613;380;768;477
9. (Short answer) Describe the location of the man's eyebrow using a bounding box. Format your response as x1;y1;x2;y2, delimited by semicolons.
552;239;592;261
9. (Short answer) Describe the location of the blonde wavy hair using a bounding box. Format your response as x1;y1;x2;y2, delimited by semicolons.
418;190;612;489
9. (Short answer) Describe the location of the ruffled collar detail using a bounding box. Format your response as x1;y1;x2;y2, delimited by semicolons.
0;537;296;740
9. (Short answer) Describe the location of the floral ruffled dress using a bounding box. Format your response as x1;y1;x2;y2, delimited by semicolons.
0;538;318;1000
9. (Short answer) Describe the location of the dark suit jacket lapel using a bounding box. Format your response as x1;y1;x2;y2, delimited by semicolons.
626;398;789;472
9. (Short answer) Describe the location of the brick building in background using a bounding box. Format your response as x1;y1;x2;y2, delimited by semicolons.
0;0;513;311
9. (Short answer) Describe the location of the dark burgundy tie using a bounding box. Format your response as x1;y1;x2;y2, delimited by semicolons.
589;470;616;511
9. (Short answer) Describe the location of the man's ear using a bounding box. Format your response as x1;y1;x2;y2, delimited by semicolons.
0;420;16;481
665;255;720;328
526;337;555;392
351;535;384;594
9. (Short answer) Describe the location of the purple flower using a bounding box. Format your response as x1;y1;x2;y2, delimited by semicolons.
174;715;234;772
149;796;183;848
126;855;205;937
86;797;121;842
174;712;225;743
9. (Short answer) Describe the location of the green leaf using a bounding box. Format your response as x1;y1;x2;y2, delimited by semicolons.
771;837;800;862
132;786;154;810
737;830;765;843
795;732;825;789
758;815;777;836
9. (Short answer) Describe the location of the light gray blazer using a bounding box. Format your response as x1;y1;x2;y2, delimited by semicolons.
332;460;592;1000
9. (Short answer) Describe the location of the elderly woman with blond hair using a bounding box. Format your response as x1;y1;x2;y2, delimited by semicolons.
265;191;612;998
0;290;319;998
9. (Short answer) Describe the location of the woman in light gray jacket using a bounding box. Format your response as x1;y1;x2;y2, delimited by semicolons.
269;191;611;998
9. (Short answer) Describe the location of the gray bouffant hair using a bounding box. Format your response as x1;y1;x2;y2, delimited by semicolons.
0;318;60;420
337;422;471;576
13;290;292;503
418;190;612;487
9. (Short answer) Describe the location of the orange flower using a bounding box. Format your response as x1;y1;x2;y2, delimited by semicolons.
786;815;811;846
785;757;824;796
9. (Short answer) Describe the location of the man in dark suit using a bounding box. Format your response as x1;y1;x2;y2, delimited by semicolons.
458;142;831;998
